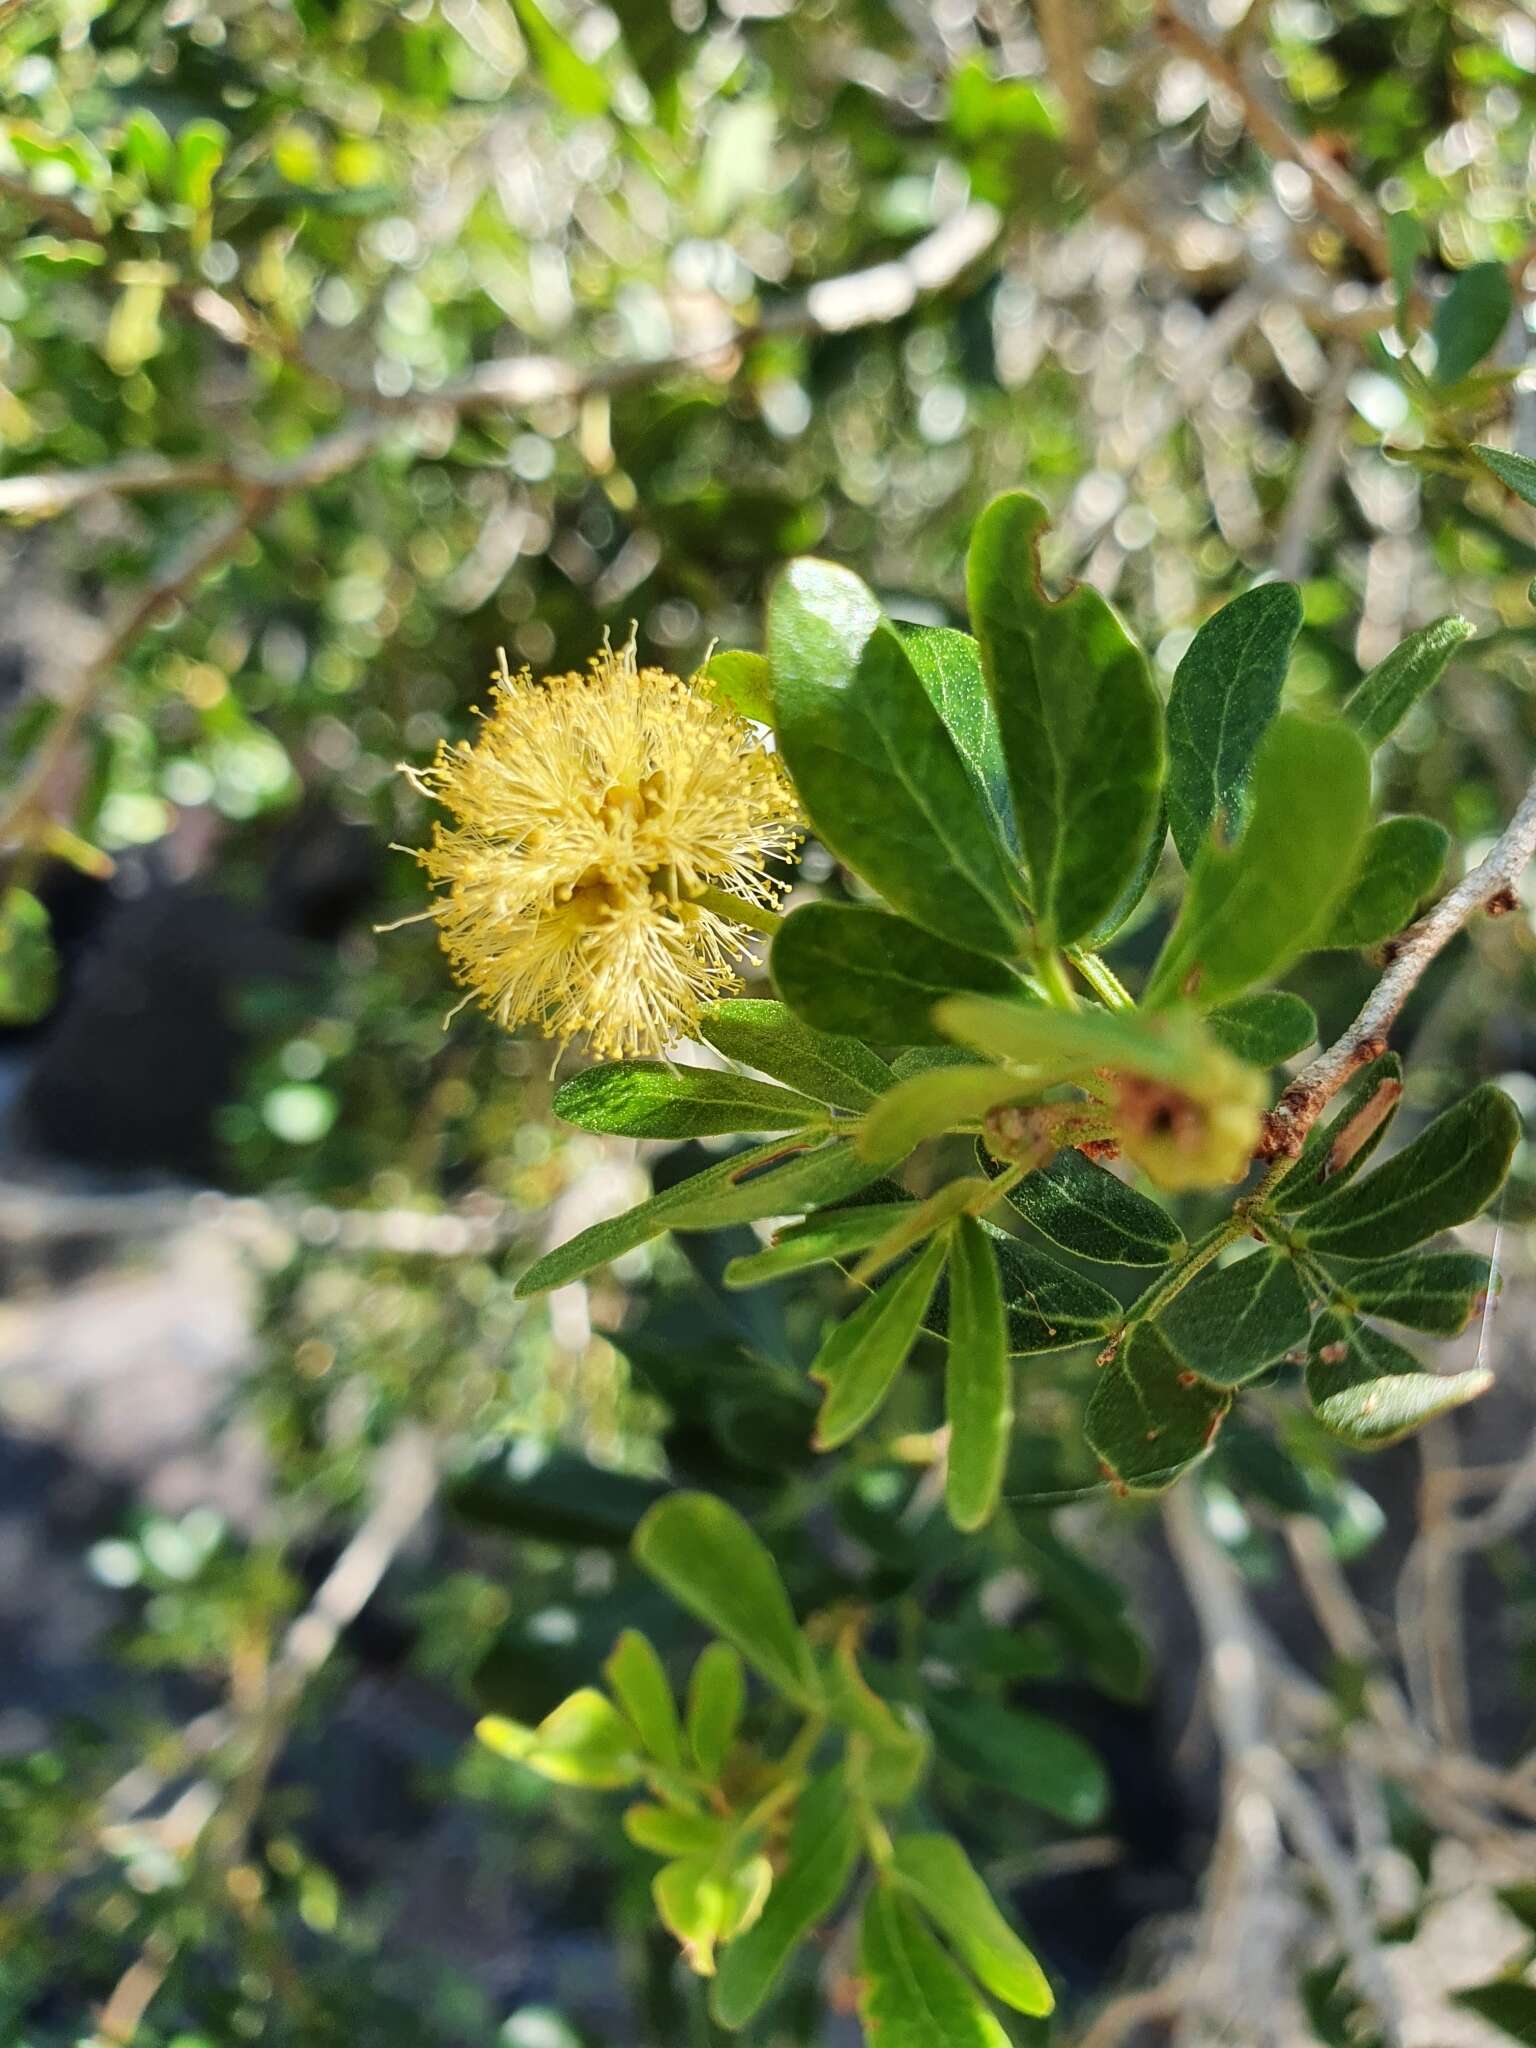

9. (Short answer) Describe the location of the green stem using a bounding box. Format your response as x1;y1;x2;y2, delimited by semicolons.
1067;947;1134;1011
693;884;783;938
1035;947;1079;1011
1122;1212;1250;1326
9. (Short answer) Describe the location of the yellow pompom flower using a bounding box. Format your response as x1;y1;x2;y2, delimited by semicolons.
407;637;801;1059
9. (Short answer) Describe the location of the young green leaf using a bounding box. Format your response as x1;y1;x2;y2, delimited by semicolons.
1154;1249;1311;1388
890;1834;1054;2017
723;1200;917;1289
516;1137;888;1295
699;648;772;722
938;993;1209;1088
711;1774;861;2028
1204;991;1317;1066
985;1146;1186;1267
1085;1320;1232;1489
604;1629;683;1770
477;1690;642;1789
1342;615;1473;750
1320;1249;1493;1336
687;1642;746;1779
1305;1312;1491;1448
827;1635;930;1806
1165;581;1303;870
1269;1052;1404;1211
634;1492;822;1707
859;1888;1011;2048
1317;816;1448;950
1144;713;1372;1009
858;1064;1040;1163
770;560;1025;954
901;624;1015;850
624;1804;728;1859
1293;1083;1520;1261
926;1694;1109;1825
966;490;1164;944
945;1215;1012;1532
554;1061;826;1139
812;1232;949;1449
654;1850;772;1977
773;901;1031;1046
699;997;892;1112
1431;259;1512;385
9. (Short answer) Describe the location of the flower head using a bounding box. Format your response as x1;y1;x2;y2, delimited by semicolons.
408;637;800;1059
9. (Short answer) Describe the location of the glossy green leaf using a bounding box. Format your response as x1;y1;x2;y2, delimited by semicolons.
1342;615;1473;750
634;1492;821;1707
477;1689;642;1789
859;1888;1011;2048
966;490;1163;944
1321;1250;1493;1336
699;649;772;723
1165;582;1302;870
1293;1084;1520;1261
1431;260;1511;384
699;997;892;1112
604;1629;682;1770
1475;444;1536;509
712;1774;860;2027
1155;1249;1311;1388
812;1233;948;1448
982;1232;1122;1354
890;1834;1054;2017
1269;1052;1404;1212
1306;1313;1491;1448
1079;801;1168;946
1205;991;1317;1066
1085;1321;1232;1489
901;624;1015;849
723;1200;917;1289
516;1137;887;1295
1143;713;1371;1009
927;1694;1109;1825
773;902;1030;1046
554;1061;825;1139
687;1642;745;1779
1318;815;1448;949
858;1064;1038;1163
987;1146;1186;1266
770;560;1024;953
945;1215;1012;1532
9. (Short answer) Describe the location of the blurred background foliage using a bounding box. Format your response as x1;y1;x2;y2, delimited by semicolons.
3;0;1536;2042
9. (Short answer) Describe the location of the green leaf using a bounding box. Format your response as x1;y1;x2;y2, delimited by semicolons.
1306;1313;1491;1448
1205;991;1317;1066
827;1636;930;1806
0;887;58;1025
966;490;1163;944
770;560;1025;953
1155;1249;1311;1388
1143;713;1372;1009
477;1689;642;1789
724;1200;917;1289
553;1061;826;1139
712;1774;860;2028
1452;1982;1536;2044
1165;582;1303;870
634;1493;822;1707
858;1064;1039;1163
1474;443;1536;509
900;625;1015;850
1318;816;1449;949
927;1694;1109;1825
625;1804;728;1858
773;902;1030;1047
1008;1522;1148;1701
604;1630;683;1770
515;1138;887;1295
1431;260;1512;384
654;1850;772;1976
700;997;893;1112
448;1447;664;1548
687;1642;746;1779
890;1834;1054;2017
1342;615;1474;750
812;1234;949;1449
699;649;772;723
1086;1321;1232;1489
1269;1052;1404;1212
945;1216;1012;1532
1387;212;1425;328
859;1888;1011;2048
987;1146;1186;1267
1293;1083;1520;1261
1321;1250;1493;1336
512;0;612;115
1079;802;1168;946
976;1232;1123;1355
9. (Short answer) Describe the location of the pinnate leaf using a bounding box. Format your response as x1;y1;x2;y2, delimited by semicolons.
1155;1249;1311;1388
